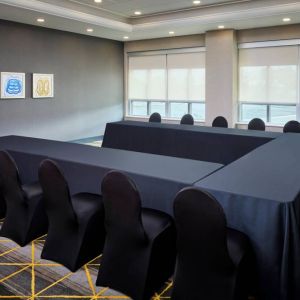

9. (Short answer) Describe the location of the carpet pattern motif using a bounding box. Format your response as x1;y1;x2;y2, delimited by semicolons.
0;234;172;299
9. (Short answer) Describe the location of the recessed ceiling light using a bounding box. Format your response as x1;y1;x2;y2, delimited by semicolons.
134;11;142;15
169;31;175;35
94;0;102;3
193;0;201;4
87;28;94;32
218;25;225;29
123;36;129;39
283;17;291;22
37;18;45;23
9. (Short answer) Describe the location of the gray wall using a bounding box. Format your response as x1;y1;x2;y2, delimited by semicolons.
0;20;124;141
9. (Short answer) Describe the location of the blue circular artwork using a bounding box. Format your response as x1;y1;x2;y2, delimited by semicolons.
6;79;22;95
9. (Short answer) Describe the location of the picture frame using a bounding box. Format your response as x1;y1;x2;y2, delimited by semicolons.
1;72;26;99
32;73;54;98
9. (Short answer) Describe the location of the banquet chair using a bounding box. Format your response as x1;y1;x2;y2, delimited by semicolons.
96;171;176;300
172;187;253;300
180;114;194;125
149;112;162;123
39;159;105;272
248;118;265;131
0;150;48;246
283;120;300;133
212;116;228;128
0;189;6;219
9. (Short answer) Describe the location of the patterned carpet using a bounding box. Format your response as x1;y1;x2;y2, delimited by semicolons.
84;140;102;148
72;137;102;148
0;231;172;299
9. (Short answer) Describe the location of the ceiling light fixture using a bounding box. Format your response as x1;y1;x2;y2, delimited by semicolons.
87;28;94;32
123;36;129;39
283;17;291;22
134;11;142;15
193;0;201;4
169;31;175;35
218;25;225;29
37;18;45;23
94;0;102;3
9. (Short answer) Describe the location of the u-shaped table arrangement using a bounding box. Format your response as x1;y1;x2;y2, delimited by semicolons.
0;120;299;300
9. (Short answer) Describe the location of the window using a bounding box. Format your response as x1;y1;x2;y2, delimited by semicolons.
128;50;205;120
239;45;299;124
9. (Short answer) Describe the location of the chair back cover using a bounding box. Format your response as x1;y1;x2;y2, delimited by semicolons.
0;151;24;207
172;187;235;299
101;170;145;242
248;118;265;131
149;112;161;123
212;116;228;128
98;171;148;298
0;189;5;218
283;120;300;133
180;114;194;125
39;159;76;228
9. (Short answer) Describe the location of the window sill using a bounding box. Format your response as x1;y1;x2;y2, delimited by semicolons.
236;122;284;128
124;115;205;125
124;117;285;131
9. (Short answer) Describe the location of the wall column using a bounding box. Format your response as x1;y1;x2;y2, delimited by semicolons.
205;29;238;127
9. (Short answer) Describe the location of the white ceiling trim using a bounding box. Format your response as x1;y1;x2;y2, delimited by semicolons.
0;0;132;32
132;2;300;30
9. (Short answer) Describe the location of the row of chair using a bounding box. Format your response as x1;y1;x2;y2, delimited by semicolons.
149;112;300;133
0;151;255;300
150;113;230;127
247;118;300;132
149;112;196;125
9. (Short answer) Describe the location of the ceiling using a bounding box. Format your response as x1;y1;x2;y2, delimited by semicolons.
0;0;299;41
67;0;245;18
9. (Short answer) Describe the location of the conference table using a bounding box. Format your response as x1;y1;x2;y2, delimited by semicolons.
102;120;280;164
0;129;299;300
103;120;300;300
0;135;223;215
195;133;300;300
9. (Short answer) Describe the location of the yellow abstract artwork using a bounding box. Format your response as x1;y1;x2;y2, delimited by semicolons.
32;74;54;98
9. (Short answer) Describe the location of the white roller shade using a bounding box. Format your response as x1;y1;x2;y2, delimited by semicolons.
239;46;299;104
128;55;166;100
167;52;206;101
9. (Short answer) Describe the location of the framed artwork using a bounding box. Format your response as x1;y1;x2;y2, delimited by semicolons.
1;72;26;99
32;73;54;98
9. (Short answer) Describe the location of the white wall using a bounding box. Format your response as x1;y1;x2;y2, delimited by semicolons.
205;30;238;127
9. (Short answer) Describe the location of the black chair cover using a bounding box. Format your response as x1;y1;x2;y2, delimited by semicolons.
180;114;194;125
149;112;162;123
39;159;105;272
172;187;254;300
283;120;300;133
96;171;176;300
248;118;265;131
0;151;47;246
0;189;6;219
212;116;228;128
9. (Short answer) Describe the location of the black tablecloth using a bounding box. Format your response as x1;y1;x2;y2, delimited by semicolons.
102;121;281;165
1;133;298;300
195;133;300;300
0;136;223;215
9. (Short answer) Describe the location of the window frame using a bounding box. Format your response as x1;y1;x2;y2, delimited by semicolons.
238;40;300;125
126;47;206;121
